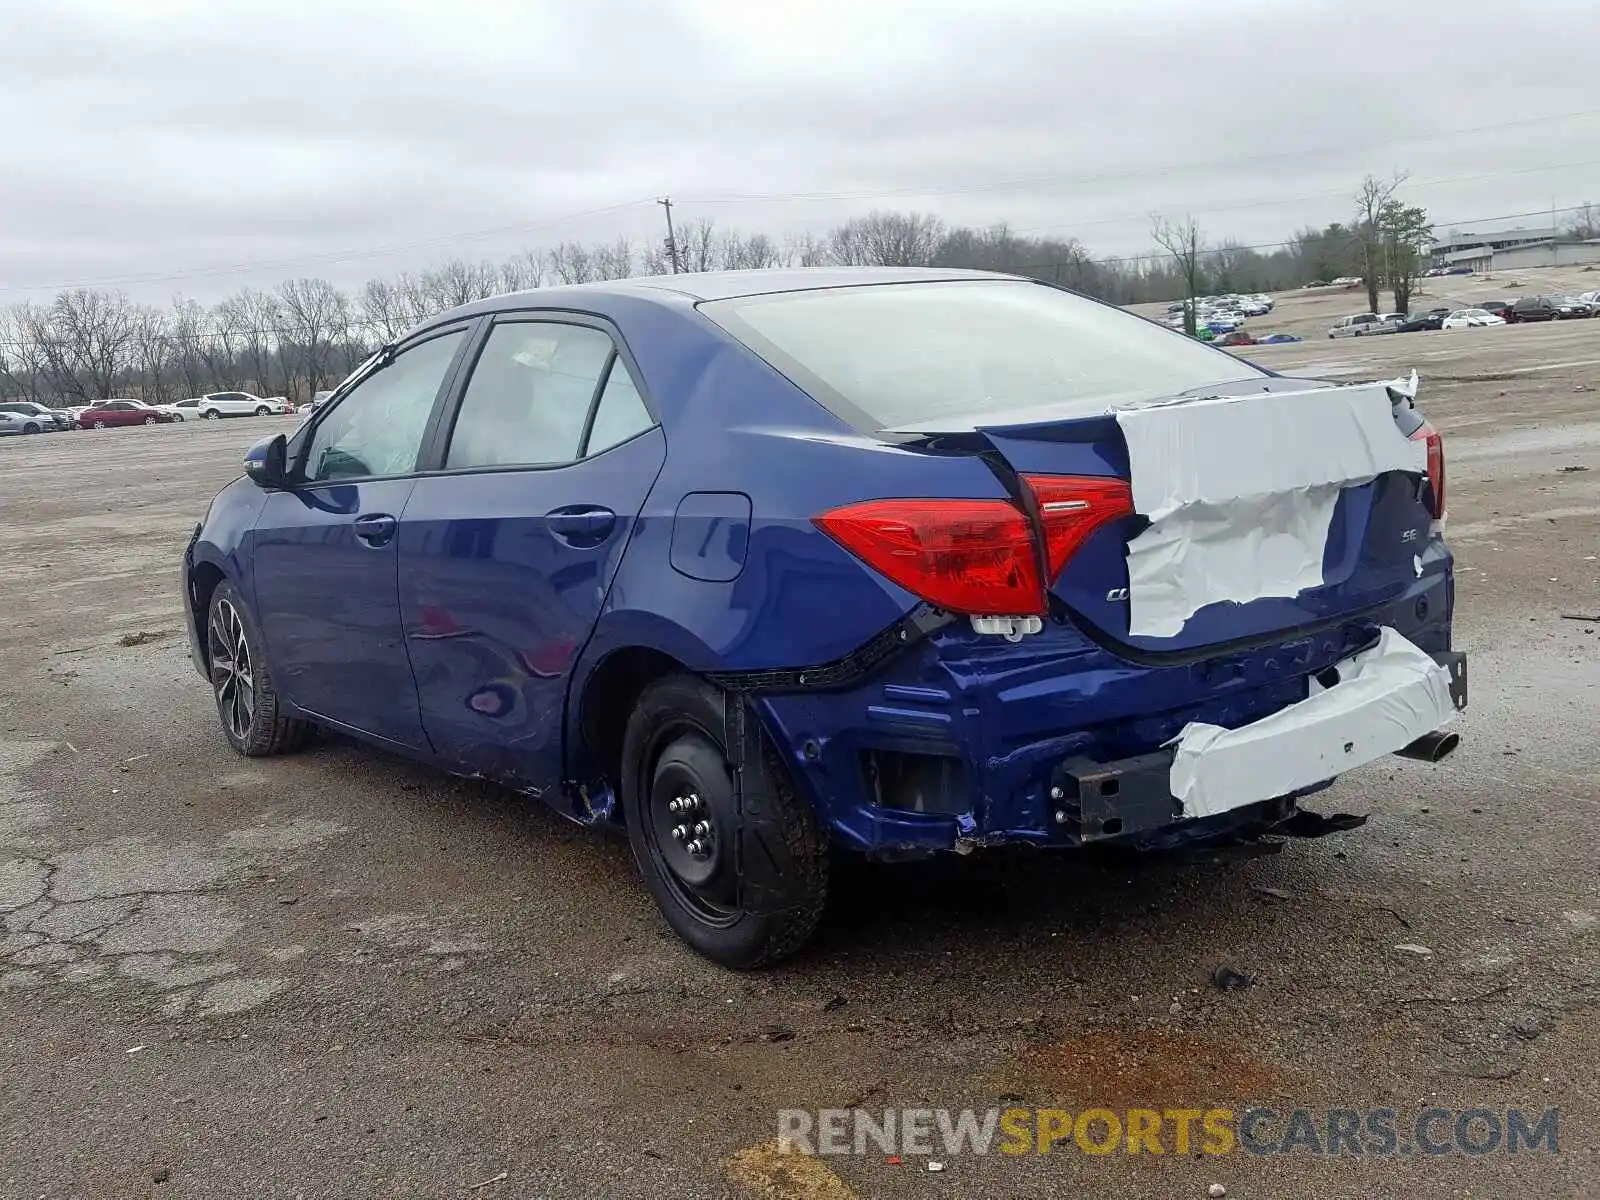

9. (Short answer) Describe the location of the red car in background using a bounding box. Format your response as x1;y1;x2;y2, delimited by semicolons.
79;399;175;428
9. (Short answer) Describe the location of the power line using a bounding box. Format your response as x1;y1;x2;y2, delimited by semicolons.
0;199;656;296
677;109;1600;206
1010;162;1600;237
8;110;1599;299
1;201;1593;350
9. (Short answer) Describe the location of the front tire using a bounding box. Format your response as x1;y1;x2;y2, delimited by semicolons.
205;579;310;757
622;675;828;968
23;422;40;434
254;405;270;416
143;415;158;425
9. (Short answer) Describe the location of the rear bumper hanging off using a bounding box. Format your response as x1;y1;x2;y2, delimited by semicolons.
1049;642;1467;845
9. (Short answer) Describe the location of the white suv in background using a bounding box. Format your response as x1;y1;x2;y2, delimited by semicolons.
191;391;294;419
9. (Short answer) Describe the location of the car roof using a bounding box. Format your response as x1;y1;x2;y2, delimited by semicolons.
410;267;1017;336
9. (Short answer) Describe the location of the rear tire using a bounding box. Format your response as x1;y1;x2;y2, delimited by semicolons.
621;674;828;968
205;410;221;420
205;579;310;757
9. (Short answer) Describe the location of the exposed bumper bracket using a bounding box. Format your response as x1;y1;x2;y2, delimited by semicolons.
1432;650;1468;711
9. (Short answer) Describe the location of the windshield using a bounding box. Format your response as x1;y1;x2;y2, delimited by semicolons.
700;279;1268;431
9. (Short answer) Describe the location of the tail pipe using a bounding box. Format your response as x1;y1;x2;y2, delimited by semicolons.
1395;730;1460;763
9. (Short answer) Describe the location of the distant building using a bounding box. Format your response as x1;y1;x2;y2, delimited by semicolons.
1430;226;1558;263
1436;233;1600;273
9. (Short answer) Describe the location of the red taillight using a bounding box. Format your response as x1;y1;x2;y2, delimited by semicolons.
814;498;1044;616
1410;421;1446;517
814;476;1134;617
1021;474;1136;578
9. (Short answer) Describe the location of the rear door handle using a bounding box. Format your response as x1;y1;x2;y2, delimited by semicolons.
546;506;616;543
352;513;398;546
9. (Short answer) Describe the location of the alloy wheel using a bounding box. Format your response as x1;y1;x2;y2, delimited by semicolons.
208;598;255;742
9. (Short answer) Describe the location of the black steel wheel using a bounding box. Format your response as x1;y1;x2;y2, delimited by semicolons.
205;579;310;757
622;674;828;968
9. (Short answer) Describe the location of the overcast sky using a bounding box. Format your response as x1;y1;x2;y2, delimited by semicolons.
3;0;1597;303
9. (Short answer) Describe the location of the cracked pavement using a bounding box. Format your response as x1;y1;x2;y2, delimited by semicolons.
0;316;1597;1199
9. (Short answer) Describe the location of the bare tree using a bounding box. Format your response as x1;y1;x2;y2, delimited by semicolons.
23;289;141;402
359;279;412;344
829;211;944;266
424;259;502;309
591;236;634;280
1151;214;1205;336
276;278;348;400
0;308;47;403
785;232;831;268
1353;173;1405;315
499;250;545;293
545;242;595;285
131;305;178;404
1565;201;1599;241
674;219;719;273
720;231;783;270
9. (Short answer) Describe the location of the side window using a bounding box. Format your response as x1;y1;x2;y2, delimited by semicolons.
445;322;613;470
584;359;654;455
304;330;465;483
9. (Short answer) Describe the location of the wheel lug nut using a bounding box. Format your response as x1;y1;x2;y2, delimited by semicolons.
668;798;683;813
686;839;705;855
671;824;689;841
693;821;712;837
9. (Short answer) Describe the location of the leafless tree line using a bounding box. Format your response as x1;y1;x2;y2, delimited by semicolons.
0;208;1383;406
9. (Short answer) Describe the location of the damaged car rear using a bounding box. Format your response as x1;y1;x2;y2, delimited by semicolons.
182;269;1466;969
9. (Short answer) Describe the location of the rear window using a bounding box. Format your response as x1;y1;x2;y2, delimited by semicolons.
699;280;1268;431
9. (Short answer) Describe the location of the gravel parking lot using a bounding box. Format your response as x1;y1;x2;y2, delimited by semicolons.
1;315;1597;1199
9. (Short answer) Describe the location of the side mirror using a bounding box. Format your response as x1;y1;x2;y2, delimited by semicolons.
243;434;289;489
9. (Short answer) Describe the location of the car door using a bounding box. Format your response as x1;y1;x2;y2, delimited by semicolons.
249;325;473;749
396;315;664;790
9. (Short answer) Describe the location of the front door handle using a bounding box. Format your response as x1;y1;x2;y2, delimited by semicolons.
546;506;617;544
352;513;398;546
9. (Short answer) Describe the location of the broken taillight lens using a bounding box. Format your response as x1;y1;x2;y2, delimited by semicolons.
1410;421;1446;517
814;498;1044;615
1020;474;1136;579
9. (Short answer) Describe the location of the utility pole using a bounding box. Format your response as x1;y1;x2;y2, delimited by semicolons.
657;197;681;274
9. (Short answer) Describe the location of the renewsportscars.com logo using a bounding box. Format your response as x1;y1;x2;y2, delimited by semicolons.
777;1107;1560;1158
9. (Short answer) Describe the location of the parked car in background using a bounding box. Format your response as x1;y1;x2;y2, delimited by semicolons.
80;399;174;428
1214;329;1256;346
180;268;1465;967
1445;266;1474;276
1328;312;1396;338
156;398;204;421
1398;309;1452;333
298;390;335;416
1441;309;1505;330
194;392;295;419
1479;300;1511;318
0;411;30;437
1554;297;1597;319
0;401;72;432
1502;297;1561;324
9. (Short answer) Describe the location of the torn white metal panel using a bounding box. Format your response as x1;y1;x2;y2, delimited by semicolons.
1168;627;1457;820
1116;380;1426;638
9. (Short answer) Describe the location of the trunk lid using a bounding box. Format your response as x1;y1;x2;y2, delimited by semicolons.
892;378;1438;657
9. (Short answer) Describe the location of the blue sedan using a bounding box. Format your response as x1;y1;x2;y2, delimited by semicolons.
183;268;1463;966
